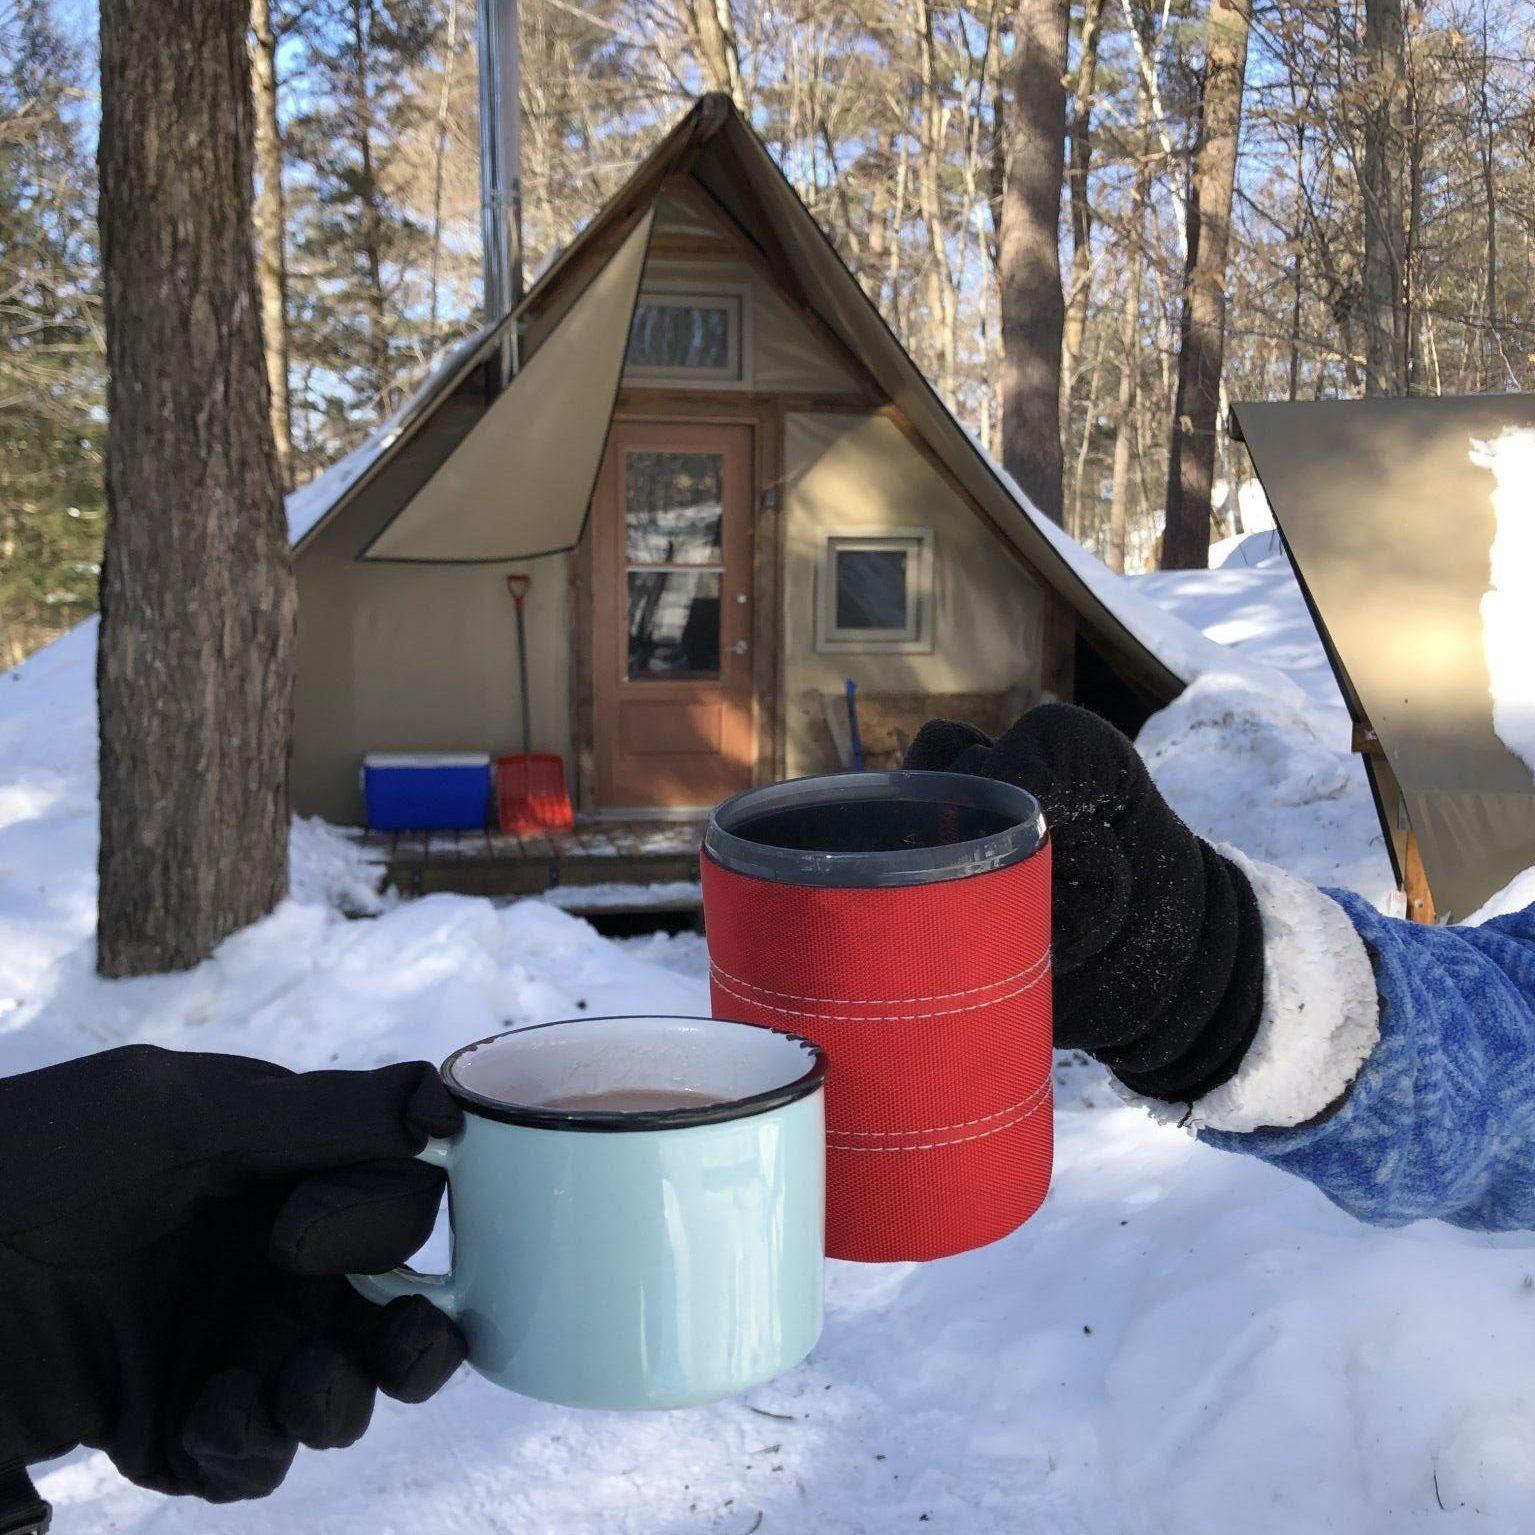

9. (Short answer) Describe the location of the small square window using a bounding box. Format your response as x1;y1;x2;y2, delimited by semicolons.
817;531;934;653
836;548;910;632
625;288;748;385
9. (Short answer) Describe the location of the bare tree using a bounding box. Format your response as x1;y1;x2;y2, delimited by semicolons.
97;0;297;975
427;0;462;343
999;0;1069;523
685;0;746;108
1061;0;1103;423
1107;10;1152;573
250;0;293;487
1162;0;1251;570
1361;0;1407;395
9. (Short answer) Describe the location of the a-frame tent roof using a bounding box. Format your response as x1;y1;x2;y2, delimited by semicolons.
291;94;1187;707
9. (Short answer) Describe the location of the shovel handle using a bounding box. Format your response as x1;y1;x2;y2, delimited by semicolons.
506;572;531;610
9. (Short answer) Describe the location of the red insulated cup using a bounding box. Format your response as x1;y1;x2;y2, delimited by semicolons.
701;772;1052;1263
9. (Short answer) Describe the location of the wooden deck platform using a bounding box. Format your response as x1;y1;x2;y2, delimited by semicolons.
360;818;707;900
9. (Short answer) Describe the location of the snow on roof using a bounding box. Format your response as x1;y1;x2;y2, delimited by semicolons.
285;425;397;544
971;439;1301;702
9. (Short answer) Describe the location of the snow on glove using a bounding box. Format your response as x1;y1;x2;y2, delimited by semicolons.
905;703;1264;1102
0;1045;466;1503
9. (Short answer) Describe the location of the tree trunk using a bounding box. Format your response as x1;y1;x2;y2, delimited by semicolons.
348;0;391;411
1286;110;1306;400
1061;0;1103;426
249;0;292;489
428;0;460;344
1361;0;1406;396
686;0;746;110
97;0;296;976
1477;21;1500;389
915;0;958;402
1161;0;1250;571
999;0;1069;523
1108;70;1151;574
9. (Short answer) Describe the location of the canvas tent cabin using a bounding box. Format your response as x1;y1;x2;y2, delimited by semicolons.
1233;394;1535;923
291;94;1184;843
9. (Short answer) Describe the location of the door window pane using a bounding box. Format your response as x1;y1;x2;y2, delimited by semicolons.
628;572;722;679
835;548;910;631
626;452;724;564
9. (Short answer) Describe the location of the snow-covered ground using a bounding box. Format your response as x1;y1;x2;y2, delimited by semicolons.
5;567;1535;1534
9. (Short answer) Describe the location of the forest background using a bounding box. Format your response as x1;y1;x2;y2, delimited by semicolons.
1;0;1520;662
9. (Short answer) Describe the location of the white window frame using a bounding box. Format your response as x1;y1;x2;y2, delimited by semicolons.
816;529;935;654
624;284;752;389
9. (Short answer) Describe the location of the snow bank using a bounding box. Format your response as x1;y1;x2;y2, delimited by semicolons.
289;817;390;917
1137;670;1393;903
1208;527;1287;569
1129;562;1394;903
1131;565;1345;729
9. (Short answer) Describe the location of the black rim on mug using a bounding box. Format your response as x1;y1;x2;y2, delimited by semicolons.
440;1015;827;1133
704;770;1047;889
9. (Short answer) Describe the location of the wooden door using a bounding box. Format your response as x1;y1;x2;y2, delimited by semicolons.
592;421;755;809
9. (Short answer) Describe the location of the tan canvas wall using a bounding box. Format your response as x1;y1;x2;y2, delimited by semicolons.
635;258;861;396
782;412;1045;777
293;540;571;824
1236;395;1535;919
651;192;724;242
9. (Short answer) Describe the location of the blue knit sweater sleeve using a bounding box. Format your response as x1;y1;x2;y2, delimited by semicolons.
1200;892;1535;1232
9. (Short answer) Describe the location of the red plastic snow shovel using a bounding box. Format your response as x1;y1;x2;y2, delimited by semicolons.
496;573;574;835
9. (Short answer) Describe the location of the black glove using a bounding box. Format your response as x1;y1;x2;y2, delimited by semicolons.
906;703;1264;1103
0;1045;466;1503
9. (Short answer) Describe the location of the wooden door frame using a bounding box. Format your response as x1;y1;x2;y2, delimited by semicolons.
569;392;784;813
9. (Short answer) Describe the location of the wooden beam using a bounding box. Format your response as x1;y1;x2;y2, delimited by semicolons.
647;233;732;261
1351;721;1384;757
569;497;597;814
1402;827;1437;924
1041;591;1076;703
615;387;868;418
752;397;786;784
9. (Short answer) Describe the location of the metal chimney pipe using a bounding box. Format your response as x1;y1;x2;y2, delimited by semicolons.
477;0;523;355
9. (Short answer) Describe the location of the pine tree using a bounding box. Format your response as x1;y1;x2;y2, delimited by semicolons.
0;0;104;664
285;0;444;472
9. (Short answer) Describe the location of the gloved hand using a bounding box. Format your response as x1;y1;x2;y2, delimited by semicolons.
906;703;1264;1103
0;1045;465;1503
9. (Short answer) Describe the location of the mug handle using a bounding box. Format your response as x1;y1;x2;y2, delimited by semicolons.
347;1136;460;1320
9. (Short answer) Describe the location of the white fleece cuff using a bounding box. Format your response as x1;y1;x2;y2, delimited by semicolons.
1116;848;1381;1134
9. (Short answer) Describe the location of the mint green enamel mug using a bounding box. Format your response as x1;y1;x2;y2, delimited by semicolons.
351;1015;826;1410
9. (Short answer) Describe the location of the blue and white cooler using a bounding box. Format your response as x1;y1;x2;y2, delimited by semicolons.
361;753;492;832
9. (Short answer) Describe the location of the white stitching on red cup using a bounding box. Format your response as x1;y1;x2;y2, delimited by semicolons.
709;951;1050;1023
825;1089;1052;1152
706;949;1051;1008
828;1078;1053;1138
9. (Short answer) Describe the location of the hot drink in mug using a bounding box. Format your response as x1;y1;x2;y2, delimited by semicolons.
350;1014;825;1411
